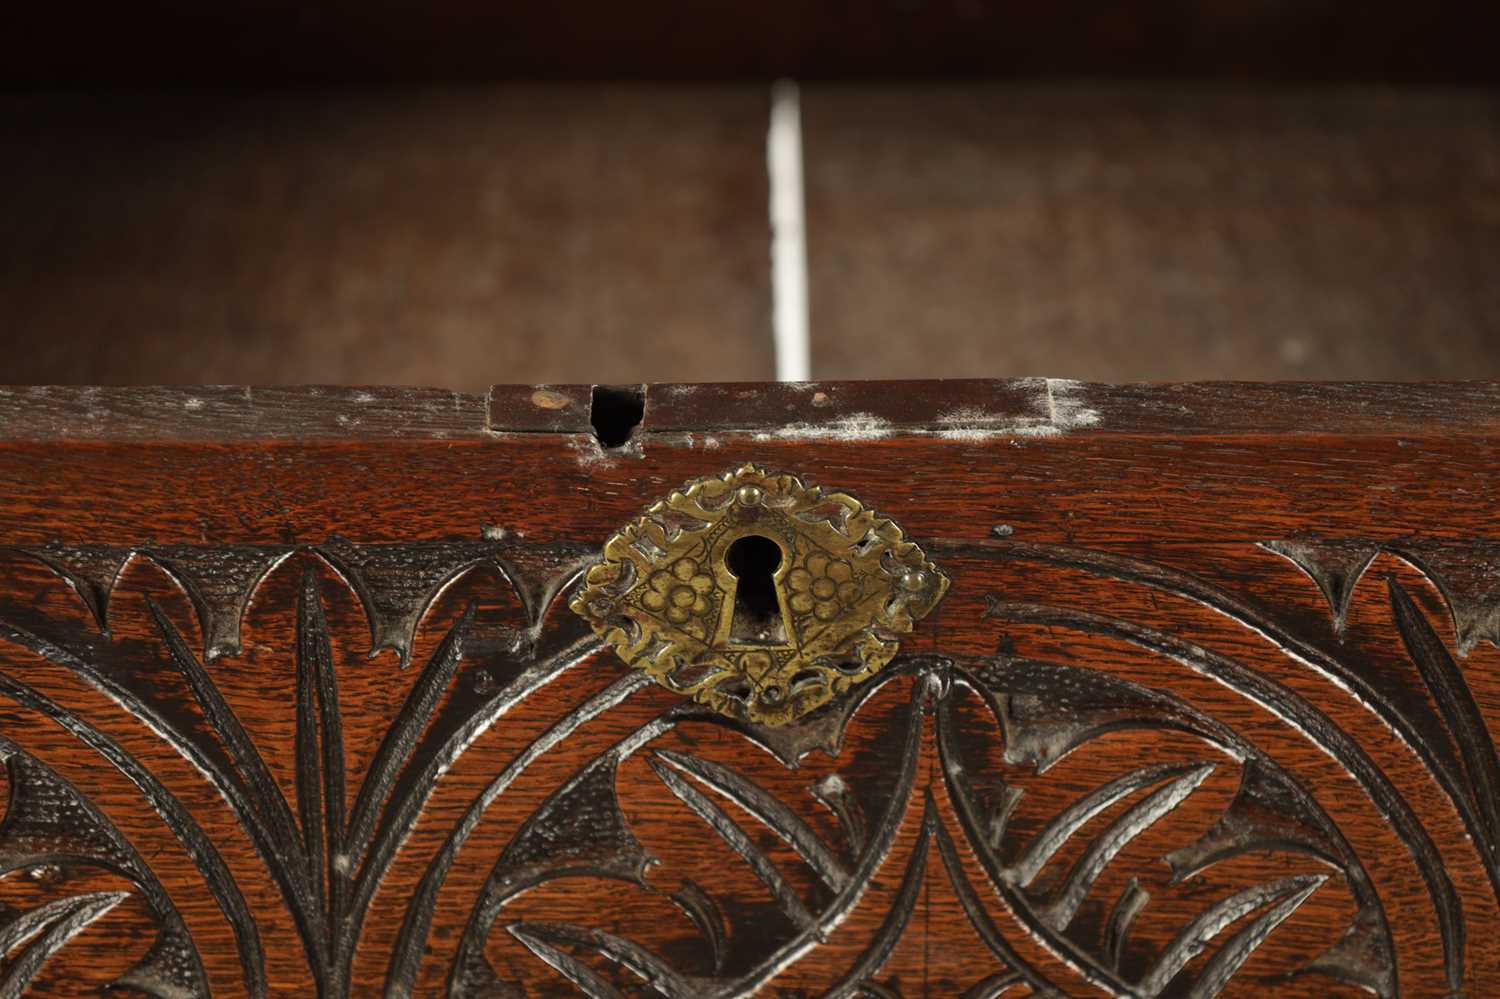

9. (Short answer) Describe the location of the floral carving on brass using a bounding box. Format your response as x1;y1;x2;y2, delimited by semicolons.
569;463;949;724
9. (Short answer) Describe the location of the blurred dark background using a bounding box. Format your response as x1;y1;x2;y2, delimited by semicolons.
2;2;1498;389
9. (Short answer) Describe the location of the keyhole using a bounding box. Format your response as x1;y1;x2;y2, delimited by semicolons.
725;535;787;645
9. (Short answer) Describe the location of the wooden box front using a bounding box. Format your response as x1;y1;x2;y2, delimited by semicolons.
0;381;1496;998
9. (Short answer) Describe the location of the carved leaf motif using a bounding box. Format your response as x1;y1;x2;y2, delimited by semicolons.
973;537;1479;995
146;545;296;660
0;742;207;997
318;536;493;666
945;657;1378;997
1;532;1495;996
16;543;131;634
0;546;571;998
1259;539;1378;636
1389;577;1500;865
651;748;851;892
448;749;657;997
508;921;698;999
424;641;1388;999
0;891;129;995
444;670;929;998
647;754;819;931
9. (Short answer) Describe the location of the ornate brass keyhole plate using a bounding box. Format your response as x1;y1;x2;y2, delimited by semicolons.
570;464;949;725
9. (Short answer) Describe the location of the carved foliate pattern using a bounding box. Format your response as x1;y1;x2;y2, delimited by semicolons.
0;529;1495;996
569;464;949;724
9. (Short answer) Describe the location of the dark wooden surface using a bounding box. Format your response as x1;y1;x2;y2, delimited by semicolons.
1;381;1498;996
0;89;774;391
4;2;1498;87
5;86;1499;387
804;85;1500;381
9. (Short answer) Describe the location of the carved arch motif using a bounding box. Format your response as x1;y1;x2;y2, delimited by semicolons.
0;531;1493;996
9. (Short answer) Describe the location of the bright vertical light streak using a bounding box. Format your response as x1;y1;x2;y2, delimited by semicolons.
768;80;811;382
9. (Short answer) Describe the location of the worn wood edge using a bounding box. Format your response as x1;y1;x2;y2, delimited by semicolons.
498;380;1500;440
633;380;1500;438
2;380;1498;442
0;385;490;441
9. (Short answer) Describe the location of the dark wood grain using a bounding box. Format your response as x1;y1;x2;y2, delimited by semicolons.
0;380;1497;996
6;86;1498;389
0;89;775;391
803;86;1500;383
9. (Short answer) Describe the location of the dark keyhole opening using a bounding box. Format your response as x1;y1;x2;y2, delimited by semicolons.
590;384;645;449
726;534;786;644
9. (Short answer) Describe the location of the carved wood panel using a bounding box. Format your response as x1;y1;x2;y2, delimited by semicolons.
0;382;1497;997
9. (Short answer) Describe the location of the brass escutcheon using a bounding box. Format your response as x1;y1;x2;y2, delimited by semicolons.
570;464;948;725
